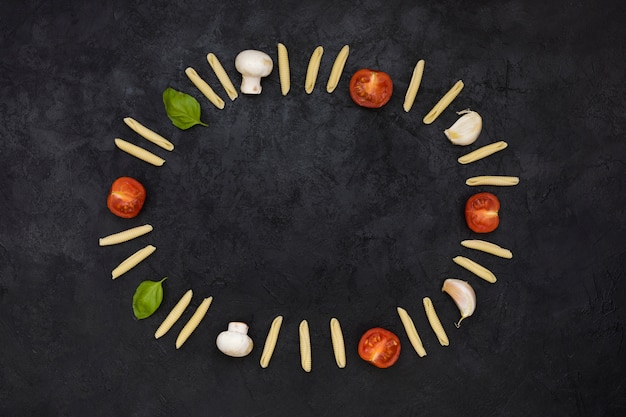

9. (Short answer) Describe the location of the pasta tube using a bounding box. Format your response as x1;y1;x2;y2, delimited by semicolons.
453;256;497;283
397;307;427;357
260;315;283;368
111;245;156;279
123;117;174;151
461;239;513;259
175;296;213;349
277;43;290;96
330;318;346;368
458;141;508;164
403;59;425;112
326;45;350;93
99;224;153;246
299;320;312;372
154;289;193;339
185;67;225;109
114;138;165;166
304;46;324;94
207;53;238;101
423;297;449;346
423;80;464;124
466;175;520;186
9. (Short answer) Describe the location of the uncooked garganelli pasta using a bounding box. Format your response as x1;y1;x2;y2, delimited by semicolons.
259;315;283;368
99;224;153;246
185;67;225;109
111;245;156;279
326;44;350;93
123;118;174;151
465;175;520;186
154;289;193;339
461;239;513;259
277;43;291;96
457;141;508;164
175;296;213;349
329;318;346;368
453;255;497;283
423;297;449;346
397;307;427;357
304;46;324;94
206;52;238;101
403;59;425;112
114;138;165;166
422;80;464;124
299;319;312;372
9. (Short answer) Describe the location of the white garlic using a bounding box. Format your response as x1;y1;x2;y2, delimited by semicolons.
442;278;476;328
444;109;482;146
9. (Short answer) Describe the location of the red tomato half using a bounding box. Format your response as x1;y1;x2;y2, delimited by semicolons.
107;177;146;219
358;327;401;368
465;192;500;233
349;69;393;108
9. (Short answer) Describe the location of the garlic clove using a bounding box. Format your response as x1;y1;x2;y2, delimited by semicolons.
444;109;482;146
441;278;476;328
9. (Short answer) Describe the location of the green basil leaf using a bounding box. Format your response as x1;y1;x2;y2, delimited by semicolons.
132;277;167;319
162;87;208;130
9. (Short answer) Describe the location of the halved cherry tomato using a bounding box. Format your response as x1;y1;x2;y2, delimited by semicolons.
357;327;401;368
465;192;500;233
107;177;146;219
349;69;393;108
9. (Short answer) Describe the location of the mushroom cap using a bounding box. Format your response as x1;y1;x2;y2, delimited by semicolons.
234;50;273;77
216;329;254;357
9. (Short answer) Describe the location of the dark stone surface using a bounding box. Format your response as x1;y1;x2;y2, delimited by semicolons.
1;0;625;416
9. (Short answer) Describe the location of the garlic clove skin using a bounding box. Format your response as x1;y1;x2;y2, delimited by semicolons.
442;278;476;328
444;110;482;146
216;321;254;357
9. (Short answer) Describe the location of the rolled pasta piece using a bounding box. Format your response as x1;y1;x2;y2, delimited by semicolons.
329;318;346;368
185;67;225;109
277;43;291;96
260;315;283;368
423;297;449;346
111;245;156;279
403;59;425;112
299;319;312;372
396;307;427;357
154;289;193;339
423;80;464;124
326;44;350;93
466;175;520;186
175;296;213;349
458;141;508;164
304;46;324;94
123;117;174;151
453;255;497;283
461;239;513;259
207;53;238;101
99;224;153;246
114;138;165;167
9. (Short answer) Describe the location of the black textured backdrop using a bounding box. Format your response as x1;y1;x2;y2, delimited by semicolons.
1;0;625;416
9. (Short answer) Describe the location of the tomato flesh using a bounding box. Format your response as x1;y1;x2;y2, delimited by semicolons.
358;327;401;368
465;192;500;233
349;69;393;108
107;177;146;219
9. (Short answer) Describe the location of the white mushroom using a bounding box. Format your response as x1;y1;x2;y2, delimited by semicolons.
234;50;273;94
216;322;254;357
